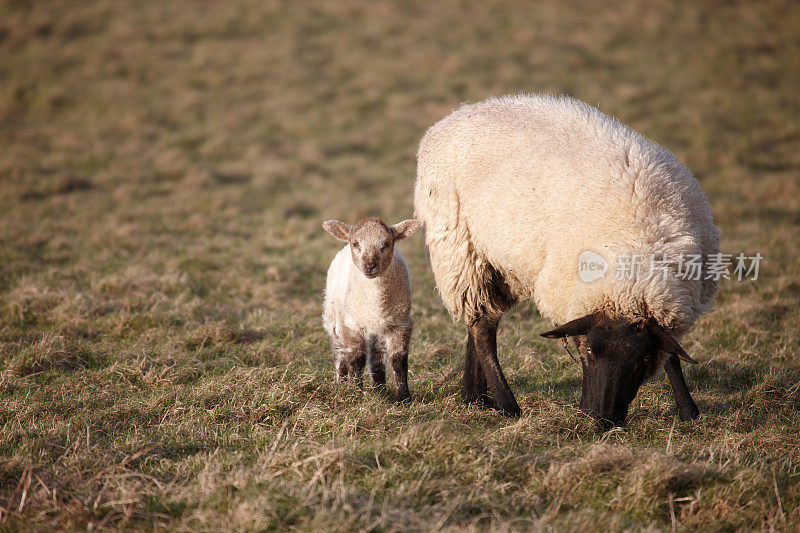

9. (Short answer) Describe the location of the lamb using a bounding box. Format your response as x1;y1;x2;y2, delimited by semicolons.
414;93;720;427
322;217;420;402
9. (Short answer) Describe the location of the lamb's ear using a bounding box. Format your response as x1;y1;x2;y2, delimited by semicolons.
540;314;596;338
322;220;352;242
649;324;698;364
391;219;420;241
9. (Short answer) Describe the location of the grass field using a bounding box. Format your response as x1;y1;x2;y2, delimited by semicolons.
2;0;800;530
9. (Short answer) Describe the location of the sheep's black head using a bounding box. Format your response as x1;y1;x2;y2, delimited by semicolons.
322;217;419;279
541;314;696;429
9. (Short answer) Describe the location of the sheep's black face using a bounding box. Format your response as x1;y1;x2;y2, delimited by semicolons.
578;324;663;429
541;314;698;429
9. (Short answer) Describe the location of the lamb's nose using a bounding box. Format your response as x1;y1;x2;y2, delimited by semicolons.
366;263;378;274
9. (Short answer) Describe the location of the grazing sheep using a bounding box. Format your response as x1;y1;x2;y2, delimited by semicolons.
322;217;420;402
414;94;720;426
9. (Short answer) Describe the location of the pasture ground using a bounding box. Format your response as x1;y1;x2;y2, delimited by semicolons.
1;1;799;530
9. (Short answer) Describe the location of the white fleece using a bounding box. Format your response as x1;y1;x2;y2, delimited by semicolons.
323;246;413;339
414;94;720;335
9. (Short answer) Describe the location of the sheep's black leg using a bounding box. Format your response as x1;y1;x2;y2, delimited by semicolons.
664;355;700;421
368;335;387;388
463;330;491;407
386;326;412;402
469;316;520;417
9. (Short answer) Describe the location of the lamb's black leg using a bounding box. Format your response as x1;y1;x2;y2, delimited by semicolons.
664;355;700;421
469;316;520;417
368;335;387;388
463;330;491;407
386;326;412;403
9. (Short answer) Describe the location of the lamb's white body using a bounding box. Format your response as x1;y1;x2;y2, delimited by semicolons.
322;222;415;403
323;246;413;342
414;94;720;336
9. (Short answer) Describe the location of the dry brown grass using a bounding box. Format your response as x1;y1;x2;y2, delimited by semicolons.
1;0;799;530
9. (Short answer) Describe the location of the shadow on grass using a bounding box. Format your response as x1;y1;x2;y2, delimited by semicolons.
185;326;269;350
741;300;800;337
19;174;94;201
691;359;766;393
687;358;800;429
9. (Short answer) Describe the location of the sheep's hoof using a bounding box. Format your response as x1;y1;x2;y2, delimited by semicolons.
464;394;495;410
465;393;520;417
395;390;411;403
496;400;521;418
501;406;521;418
678;404;700;421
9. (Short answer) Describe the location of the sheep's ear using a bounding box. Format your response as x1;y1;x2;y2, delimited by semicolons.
322;220;352;242
391;219;420;241
649;324;698;364
540;314;596;338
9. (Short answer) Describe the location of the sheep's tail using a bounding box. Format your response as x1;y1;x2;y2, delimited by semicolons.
414;147;513;324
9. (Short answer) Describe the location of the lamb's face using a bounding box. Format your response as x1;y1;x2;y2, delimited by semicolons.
322;217;419;279
349;219;395;279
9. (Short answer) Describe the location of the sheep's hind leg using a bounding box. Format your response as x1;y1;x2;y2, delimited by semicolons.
386;327;412;402
368;335;387;388
469;316;521;417
463;330;491;408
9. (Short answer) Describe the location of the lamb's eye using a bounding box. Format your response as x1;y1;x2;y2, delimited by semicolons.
382;242;390;249
353;241;360;249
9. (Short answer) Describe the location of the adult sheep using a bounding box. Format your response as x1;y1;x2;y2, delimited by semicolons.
414;94;719;427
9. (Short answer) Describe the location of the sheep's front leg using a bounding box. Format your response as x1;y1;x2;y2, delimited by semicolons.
664;355;700;421
385;326;412;402
469;316;520;417
368;335;387;388
333;327;366;387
